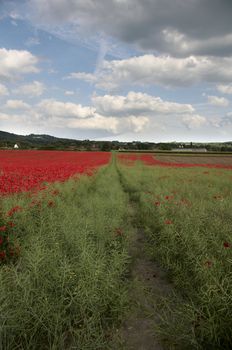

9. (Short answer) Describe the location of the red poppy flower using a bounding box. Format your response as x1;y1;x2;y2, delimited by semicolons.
8;222;15;228
7;206;22;217
223;241;230;248
0;226;6;232
0;251;6;260
115;228;123;236
154;201;160;206
9;248;15;257
52;189;59;196
165;220;173;225
48;200;55;207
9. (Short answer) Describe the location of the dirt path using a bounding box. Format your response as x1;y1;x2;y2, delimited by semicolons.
113;164;174;350
116;215;173;350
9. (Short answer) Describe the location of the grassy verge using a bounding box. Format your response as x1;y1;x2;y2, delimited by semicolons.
0;162;132;349
117;160;232;349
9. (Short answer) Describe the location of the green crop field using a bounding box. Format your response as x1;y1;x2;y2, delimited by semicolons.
0;153;232;349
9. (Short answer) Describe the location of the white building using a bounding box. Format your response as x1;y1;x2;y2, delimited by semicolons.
171;148;207;152
14;144;19;149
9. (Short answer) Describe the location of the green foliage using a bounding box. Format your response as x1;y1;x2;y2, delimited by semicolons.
1;155;232;349
0;164;132;349
117;161;232;349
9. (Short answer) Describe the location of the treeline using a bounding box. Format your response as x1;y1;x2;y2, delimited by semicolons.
1;130;232;152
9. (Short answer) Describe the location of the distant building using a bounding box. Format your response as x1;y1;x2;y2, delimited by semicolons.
171;148;207;152
14;144;19;149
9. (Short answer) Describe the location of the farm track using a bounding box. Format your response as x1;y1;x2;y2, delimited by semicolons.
115;165;172;350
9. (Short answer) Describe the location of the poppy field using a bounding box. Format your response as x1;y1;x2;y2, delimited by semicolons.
0;150;232;349
0;150;111;195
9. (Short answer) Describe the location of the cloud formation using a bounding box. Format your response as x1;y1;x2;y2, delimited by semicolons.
37;99;95;119
92;92;194;116
35;98;150;134
5;99;30;110
207;95;229;107
217;84;232;95
29;0;232;57
182;114;208;129
13;81;45;97
0;48;39;81
0;90;209;135
70;55;232;90
0;83;9;96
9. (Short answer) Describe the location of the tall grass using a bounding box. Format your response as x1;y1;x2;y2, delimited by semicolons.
117;160;232;349
0;163;132;349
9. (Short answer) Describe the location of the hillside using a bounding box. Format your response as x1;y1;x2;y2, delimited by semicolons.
1;130;232;152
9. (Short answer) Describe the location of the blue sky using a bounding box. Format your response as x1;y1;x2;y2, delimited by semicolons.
1;0;232;142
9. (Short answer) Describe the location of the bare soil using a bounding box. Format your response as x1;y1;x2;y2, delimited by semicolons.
155;154;232;166
115;226;172;350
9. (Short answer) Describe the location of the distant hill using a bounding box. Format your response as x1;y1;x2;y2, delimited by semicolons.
0;131;87;150
0;130;74;143
1;130;232;152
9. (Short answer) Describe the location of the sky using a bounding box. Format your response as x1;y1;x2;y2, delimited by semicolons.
0;0;232;142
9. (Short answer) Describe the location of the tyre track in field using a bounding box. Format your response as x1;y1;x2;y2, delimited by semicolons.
115;164;173;350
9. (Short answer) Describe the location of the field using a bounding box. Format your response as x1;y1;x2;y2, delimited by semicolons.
0;150;232;349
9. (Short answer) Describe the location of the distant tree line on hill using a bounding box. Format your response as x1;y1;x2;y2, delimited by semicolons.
1;130;232;152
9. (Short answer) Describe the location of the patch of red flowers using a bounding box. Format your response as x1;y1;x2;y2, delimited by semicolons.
115;228;123;236
29;199;41;208
7;206;23;217
0;151;111;195
51;189;59;196
0;219;19;263
223;241;231;248
8;221;15;228
165;220;173;225
0;250;6;260
47;200;55;208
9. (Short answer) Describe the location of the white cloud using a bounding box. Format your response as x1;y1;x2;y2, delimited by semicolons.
65;90;75;96
67;114;119;133
217;84;232;95
36;98;150;133
207;95;229;107
13;81;45;97
126;116;149;133
92;91;194;116
0;83;9;96
0;112;28;123
0;93;209;136
182;114;207;129
0;48;39;81
0;113;9;121
3;96;148;134
67;72;97;84
37;99;96;118
71;55;232;90
67;114;149;134
5;99;30;110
